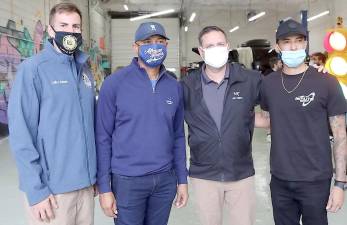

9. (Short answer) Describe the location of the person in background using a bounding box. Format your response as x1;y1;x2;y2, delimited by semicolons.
310;52;327;67
263;56;283;76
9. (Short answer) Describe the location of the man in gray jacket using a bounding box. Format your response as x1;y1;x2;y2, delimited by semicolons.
181;26;261;225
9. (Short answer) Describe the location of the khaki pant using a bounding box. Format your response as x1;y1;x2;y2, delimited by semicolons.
191;176;256;225
24;186;95;225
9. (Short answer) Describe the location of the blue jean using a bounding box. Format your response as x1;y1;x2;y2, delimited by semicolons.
270;175;331;225
112;170;177;225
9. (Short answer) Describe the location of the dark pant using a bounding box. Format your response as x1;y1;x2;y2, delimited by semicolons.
270;175;331;225
111;170;177;225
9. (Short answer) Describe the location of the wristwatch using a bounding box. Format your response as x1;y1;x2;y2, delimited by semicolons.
334;180;347;190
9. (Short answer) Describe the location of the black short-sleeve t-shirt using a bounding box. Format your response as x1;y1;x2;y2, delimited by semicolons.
260;66;347;181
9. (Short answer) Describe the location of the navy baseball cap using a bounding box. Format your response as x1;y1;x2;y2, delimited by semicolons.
135;22;169;42
276;19;307;41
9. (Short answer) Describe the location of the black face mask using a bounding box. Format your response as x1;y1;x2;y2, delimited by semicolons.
50;26;82;55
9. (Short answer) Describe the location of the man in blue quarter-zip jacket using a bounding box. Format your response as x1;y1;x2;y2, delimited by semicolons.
96;21;188;225
8;3;96;225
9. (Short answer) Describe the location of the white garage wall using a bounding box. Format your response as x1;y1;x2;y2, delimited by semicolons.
111;18;180;76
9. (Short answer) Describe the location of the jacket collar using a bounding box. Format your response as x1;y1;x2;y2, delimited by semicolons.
131;57;167;80
188;63;248;91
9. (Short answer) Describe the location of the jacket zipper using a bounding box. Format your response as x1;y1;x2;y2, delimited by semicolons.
71;60;92;185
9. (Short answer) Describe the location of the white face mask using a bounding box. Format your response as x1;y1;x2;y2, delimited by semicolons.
202;46;229;68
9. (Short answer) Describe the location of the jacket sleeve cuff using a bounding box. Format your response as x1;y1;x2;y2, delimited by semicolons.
177;173;188;184
97;181;112;194
26;187;52;206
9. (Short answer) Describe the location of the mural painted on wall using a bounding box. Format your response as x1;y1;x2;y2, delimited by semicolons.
86;39;109;92
0;19;46;124
0;19;108;124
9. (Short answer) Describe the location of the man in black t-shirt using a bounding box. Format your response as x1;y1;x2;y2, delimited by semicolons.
258;19;347;225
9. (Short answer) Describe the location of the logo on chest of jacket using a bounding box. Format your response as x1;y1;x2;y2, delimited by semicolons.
232;91;243;100
295;92;315;107
166;97;174;105
82;73;92;88
51;80;68;85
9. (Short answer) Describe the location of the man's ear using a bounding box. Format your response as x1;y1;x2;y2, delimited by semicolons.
198;46;204;59
132;43;139;55
274;44;281;53
47;25;55;39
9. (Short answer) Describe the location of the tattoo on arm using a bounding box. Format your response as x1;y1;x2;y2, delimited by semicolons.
329;114;347;181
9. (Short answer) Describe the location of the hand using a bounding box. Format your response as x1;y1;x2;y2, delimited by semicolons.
326;186;345;213
30;194;58;223
175;184;188;208
99;192;118;218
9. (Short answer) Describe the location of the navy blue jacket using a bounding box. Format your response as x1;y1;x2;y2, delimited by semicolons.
182;63;261;182
96;58;187;193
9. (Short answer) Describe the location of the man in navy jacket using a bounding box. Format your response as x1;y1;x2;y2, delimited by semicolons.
96;22;188;225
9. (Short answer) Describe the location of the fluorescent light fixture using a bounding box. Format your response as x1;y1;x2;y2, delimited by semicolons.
248;11;266;22
229;26;239;33
184;26;188;32
130;9;175;21
167;68;176;72
189;12;196;22
123;4;129;11
307;10;329;22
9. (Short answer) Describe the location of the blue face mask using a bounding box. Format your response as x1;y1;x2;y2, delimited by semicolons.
138;44;167;68
280;49;307;68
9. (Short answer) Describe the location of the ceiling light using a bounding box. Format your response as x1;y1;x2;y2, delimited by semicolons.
123;4;129;11
189;12;196;22
130;9;175;21
229;26;239;33
184;26;188;32
248;11;266;22
307;10;329;22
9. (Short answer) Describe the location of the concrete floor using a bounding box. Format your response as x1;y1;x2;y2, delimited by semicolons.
0;128;346;225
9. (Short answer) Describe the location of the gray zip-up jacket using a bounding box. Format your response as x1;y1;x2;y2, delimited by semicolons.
181;63;261;182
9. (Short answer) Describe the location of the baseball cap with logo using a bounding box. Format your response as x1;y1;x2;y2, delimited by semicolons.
276;19;307;41
135;22;170;42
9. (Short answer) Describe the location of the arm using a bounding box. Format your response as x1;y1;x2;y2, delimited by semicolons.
173;84;188;184
329;114;347;182
8;63;58;222
255;110;270;129
95;80;116;194
173;84;189;208
95;79;118;217
8;63;51;205
326;114;347;213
